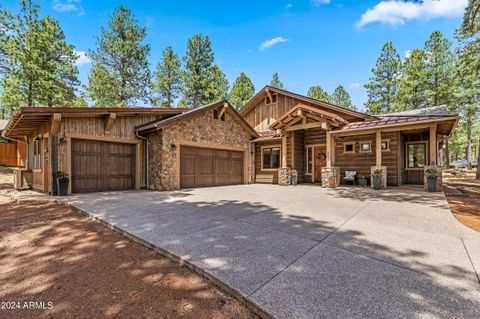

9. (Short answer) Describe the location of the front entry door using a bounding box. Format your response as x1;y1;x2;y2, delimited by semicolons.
314;146;327;182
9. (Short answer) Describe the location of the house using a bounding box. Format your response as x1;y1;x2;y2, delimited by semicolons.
1;86;458;194
242;86;458;189
0;119;26;167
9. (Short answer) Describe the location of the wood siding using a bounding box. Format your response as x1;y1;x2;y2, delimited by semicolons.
0;141;26;167
334;132;400;186
304;128;326;146
255;141;281;183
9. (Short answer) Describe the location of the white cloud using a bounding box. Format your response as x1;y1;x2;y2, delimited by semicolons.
312;0;331;6
285;3;293;10
404;50;412;58
357;0;467;28
350;82;361;89
75;51;91;66
259;37;288;51
52;0;85;16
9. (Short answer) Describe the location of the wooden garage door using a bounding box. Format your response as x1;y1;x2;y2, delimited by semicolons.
72;140;135;193
180;146;244;189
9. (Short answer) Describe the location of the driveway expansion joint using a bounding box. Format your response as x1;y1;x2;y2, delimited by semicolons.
462;238;480;287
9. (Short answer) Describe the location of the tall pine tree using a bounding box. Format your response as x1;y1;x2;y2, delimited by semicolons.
0;0;79;112
204;64;229;104
270;72;284;89
331;85;356;110
424;31;455;107
86;6;151;107
153;46;181;107
229;72;255;110
395;49;428;111
307;85;331;103
182;34;214;107
365;42;401;114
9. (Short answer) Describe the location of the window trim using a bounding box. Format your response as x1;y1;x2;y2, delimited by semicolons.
33;138;43;170
359;140;372;153
343;142;356;154
381;139;391;152
261;145;282;171
305;146;313;175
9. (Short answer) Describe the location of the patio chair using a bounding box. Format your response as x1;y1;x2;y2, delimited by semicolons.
342;171;357;185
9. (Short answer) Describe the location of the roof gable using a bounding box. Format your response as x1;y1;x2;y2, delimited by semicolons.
136;100;259;138
240;85;376;122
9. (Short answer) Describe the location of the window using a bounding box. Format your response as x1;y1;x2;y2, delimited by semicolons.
360;142;371;152
262;146;281;170
407;143;426;168
265;96;271;104
213;109;225;121
343;142;355;153
272;94;277;103
33;139;42;169
306;147;313;175
381;140;390;151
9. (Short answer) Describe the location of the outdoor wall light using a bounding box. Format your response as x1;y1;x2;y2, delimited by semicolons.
170;143;176;149
59;136;67;143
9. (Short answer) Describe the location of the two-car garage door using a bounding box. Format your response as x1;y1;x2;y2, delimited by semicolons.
180;146;244;189
72;139;135;193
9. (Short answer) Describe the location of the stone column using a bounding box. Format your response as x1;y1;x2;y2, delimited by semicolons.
278;167;291;186
321;167;340;188
371;166;387;189
424;165;443;192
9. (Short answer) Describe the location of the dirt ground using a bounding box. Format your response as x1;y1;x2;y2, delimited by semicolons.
0;192;256;319
444;174;480;232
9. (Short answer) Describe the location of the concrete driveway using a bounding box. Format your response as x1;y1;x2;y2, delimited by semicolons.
66;184;480;319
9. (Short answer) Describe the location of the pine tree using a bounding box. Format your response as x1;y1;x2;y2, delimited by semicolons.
424;31;455;107
0;0;79;111
86;6;151;107
229;72;255;110
456;3;480;173
395;49;428;111
153;46;181;107
307;85;331;103
364;42;401;114
182;34;214;107
331;85;356;110
270;72;284;89
204;64;229;104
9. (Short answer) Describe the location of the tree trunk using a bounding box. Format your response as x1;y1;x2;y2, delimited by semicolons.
28;79;33;107
466;118;473;170
476;135;480;180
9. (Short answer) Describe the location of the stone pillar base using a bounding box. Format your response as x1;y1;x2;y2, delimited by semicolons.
278;167;291;186
424;165;443;192
321;167;340;188
371;166;387;189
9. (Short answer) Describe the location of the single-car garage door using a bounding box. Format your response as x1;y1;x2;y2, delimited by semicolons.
72;139;135;193
180;146;244;189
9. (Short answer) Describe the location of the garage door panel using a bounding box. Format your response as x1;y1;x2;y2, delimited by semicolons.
180;146;243;189
72;140;135;193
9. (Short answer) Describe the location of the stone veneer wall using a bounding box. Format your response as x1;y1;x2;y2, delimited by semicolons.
278;167;291;185
321;167;340;188
424;165;443;192
146;131;163;190
148;110;252;191
370;166;387;189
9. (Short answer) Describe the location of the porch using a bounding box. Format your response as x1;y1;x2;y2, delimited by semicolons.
253;104;457;188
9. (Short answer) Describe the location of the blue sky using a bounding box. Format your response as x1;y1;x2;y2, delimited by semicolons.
3;0;468;110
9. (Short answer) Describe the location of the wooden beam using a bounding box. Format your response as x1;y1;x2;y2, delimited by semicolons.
49;113;61;136
296;109;305;117
326;131;332;167
266;88;273;102
285;116;303;128
430;124;437;165
218;103;228;118
105;113;116;134
376;129;382;166
291;131;295;168
281;131;287;167
321;122;331;130
285;122;324;131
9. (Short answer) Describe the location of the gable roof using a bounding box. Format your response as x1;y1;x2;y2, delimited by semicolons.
135;100;259;138
240;85;376;121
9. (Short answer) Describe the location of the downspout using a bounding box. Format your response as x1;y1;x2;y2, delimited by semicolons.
135;130;149;189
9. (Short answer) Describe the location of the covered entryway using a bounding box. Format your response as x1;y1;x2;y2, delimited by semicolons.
180;146;244;189
72;139;135;193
